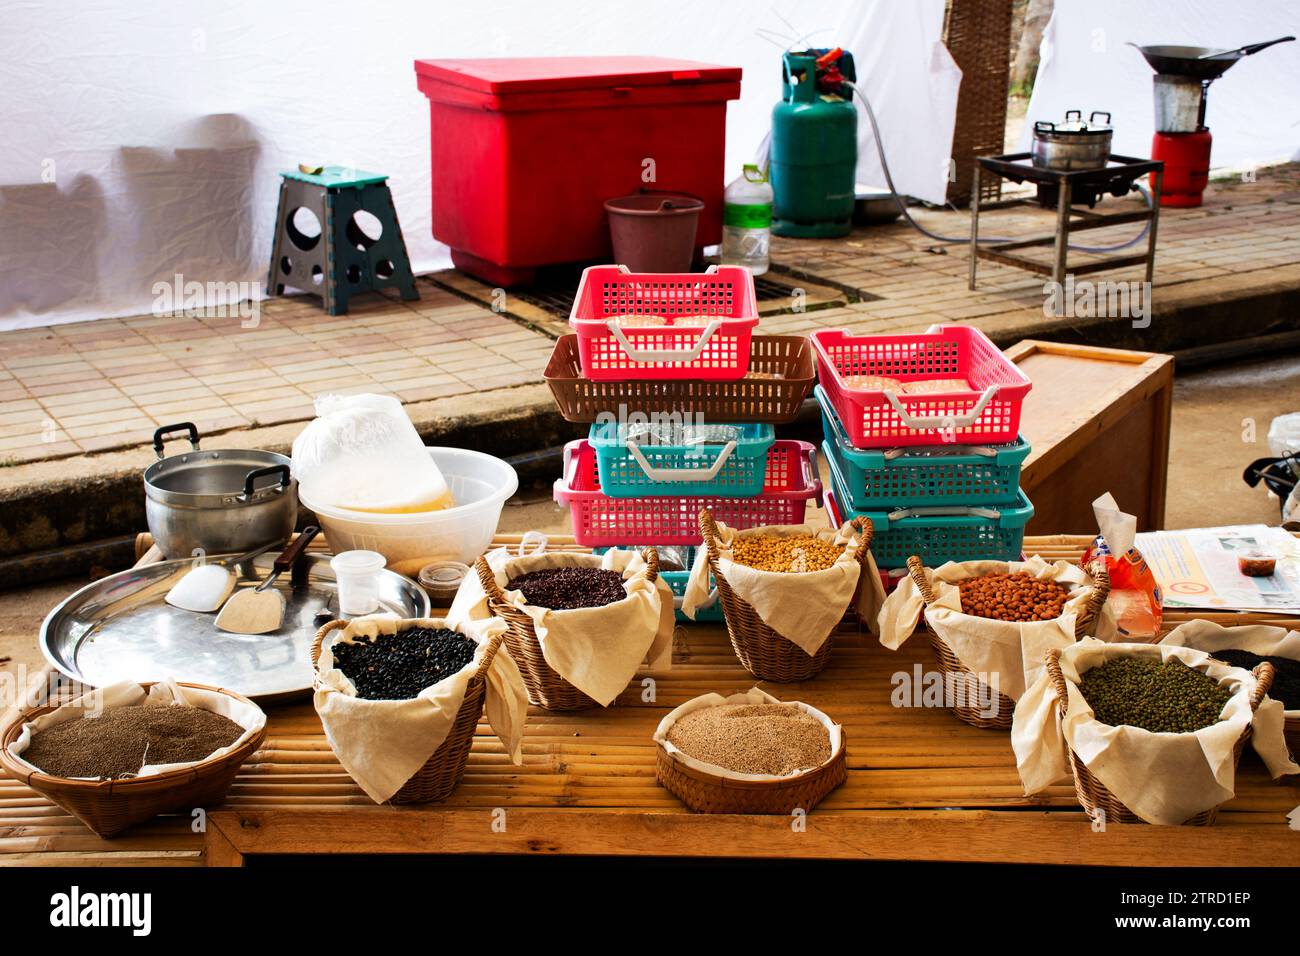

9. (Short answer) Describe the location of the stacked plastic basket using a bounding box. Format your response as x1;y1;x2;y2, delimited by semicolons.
546;265;821;621
812;325;1035;570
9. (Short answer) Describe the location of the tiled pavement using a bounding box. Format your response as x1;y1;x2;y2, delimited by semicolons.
1;163;1297;466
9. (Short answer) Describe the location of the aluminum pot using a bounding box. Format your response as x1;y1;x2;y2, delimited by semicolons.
1032;111;1113;171
144;423;297;559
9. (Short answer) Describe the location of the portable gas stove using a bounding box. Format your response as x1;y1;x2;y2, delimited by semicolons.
968;152;1163;290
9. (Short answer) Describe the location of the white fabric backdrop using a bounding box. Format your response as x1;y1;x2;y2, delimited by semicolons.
1021;0;1300;166
0;0;959;330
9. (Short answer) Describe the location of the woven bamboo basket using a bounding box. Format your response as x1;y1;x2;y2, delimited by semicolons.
311;619;504;804
0;681;267;838
905;557;1111;730
657;726;846;814
699;509;873;683
1046;649;1274;826
473;549;659;711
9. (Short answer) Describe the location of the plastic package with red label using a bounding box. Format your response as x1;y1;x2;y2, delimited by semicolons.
1081;493;1163;640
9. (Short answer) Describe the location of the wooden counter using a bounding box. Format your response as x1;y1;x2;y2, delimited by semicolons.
2;535;1296;868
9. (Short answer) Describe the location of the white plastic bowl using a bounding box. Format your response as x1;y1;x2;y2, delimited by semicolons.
301;447;518;569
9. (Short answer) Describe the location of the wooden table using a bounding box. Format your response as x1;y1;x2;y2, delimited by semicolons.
3;535;1296;868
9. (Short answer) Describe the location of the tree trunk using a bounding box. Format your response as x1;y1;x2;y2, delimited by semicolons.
1011;0;1053;93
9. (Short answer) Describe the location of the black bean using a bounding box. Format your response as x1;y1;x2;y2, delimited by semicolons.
1208;648;1300;710
332;627;476;701
506;567;627;611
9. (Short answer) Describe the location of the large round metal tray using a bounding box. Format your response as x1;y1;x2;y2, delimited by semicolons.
40;552;430;701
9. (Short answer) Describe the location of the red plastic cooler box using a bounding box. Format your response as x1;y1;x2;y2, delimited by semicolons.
413;57;742;287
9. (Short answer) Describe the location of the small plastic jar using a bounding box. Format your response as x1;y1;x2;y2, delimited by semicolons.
418;561;470;606
1237;550;1278;577
330;550;387;615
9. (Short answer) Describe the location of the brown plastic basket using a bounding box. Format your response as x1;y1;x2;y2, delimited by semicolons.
544;333;815;423
0;681;267;838
699;509;872;683
906;557;1111;730
1046;649;1273;825
656;729;847;814
473;549;659;711
311;619;504;804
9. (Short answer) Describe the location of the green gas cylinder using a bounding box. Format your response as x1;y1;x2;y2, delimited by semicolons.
770;50;858;238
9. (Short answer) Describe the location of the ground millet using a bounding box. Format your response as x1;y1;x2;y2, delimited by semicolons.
23;704;243;779
667;703;831;775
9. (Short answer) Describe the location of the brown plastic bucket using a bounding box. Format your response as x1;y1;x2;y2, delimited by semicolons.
603;193;704;272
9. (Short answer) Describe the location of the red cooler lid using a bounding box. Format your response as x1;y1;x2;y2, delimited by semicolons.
414;56;741;95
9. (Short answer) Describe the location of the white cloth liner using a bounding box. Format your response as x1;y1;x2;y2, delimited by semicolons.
449;547;673;707
878;556;1118;702
1159;620;1300;760
7;678;266;779
653;687;843;782
1012;638;1299;826
683;519;884;655
313;615;528;804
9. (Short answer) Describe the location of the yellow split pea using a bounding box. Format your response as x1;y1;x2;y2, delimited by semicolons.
730;534;842;573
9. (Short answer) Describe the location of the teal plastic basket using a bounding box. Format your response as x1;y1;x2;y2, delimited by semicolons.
587;421;775;498
825;441;1033;568
592;545;724;622
817;386;1030;509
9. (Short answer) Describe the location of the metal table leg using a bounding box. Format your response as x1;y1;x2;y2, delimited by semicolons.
1145;169;1163;288
968;159;982;290
1052;178;1072;288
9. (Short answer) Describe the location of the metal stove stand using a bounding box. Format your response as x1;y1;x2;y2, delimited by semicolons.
969;153;1164;290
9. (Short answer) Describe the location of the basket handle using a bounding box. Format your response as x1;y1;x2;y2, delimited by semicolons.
882;386;998;431
883;444;998;460
475;555;507;607
698;508;723;576
1045;648;1069;718
1074;561;1111;638
643;546;660;586
603;318;725;364
625;439;737;483
1250;662;1275;710
473;629;507;684
311;619;351;672
798;441;825;509
886;504;1002;521
905;556;936;606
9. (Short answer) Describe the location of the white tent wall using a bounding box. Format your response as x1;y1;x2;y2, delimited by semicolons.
1020;0;1300;167
0;0;958;330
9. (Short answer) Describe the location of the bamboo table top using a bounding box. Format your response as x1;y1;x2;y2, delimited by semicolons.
3;534;1298;867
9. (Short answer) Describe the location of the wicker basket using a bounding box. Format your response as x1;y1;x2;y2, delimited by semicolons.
905;557;1111;730
312;619;504;804
1046;650;1274;825
699;509;872;683
0;682;267;838
473;549;660;711
656;730;847;814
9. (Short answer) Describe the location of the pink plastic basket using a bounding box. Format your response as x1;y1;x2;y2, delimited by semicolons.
554;439;822;546
569;265;759;381
811;325;1031;448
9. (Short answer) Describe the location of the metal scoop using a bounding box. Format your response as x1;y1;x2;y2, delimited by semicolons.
215;527;320;634
164;540;284;612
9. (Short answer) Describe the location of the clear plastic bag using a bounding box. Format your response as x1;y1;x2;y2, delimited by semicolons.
291;393;452;513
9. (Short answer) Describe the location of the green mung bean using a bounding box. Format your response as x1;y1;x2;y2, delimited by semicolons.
1078;656;1232;734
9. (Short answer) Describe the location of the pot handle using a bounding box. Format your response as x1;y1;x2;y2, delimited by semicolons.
1089;111;1111;126
1033;120;1056;134
1065;109;1082;123
241;464;291;499
153;422;200;458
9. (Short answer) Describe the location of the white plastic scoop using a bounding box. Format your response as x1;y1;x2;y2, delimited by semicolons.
215;527;321;634
164;541;283;613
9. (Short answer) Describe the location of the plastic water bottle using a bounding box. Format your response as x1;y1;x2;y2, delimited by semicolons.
721;164;773;275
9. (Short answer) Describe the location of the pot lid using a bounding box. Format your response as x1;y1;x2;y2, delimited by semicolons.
1035;110;1112;134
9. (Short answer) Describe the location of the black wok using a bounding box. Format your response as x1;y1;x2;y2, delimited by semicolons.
1128;36;1294;79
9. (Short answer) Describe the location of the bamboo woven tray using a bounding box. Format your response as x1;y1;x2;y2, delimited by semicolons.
3;534;1297;867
